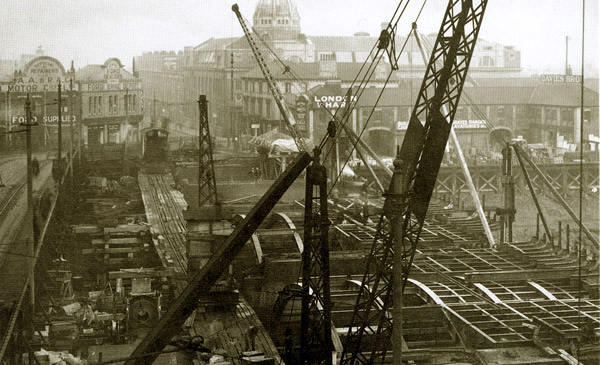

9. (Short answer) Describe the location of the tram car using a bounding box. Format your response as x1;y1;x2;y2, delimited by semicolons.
143;128;170;163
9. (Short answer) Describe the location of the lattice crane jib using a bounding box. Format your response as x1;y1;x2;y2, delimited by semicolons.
342;0;488;363
197;95;218;207
301;158;333;365
232;4;307;153
233;4;334;362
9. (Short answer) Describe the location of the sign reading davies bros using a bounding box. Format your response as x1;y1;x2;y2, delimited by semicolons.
2;56;76;93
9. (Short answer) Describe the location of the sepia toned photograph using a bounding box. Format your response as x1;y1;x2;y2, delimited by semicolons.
0;1;598;364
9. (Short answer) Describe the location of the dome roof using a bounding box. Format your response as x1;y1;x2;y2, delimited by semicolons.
252;0;301;40
253;0;299;19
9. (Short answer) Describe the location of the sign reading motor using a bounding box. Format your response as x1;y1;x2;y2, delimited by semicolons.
6;56;76;92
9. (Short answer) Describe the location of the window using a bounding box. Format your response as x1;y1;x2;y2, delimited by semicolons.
584;109;591;123
497;105;505;120
114;95;119;113
456;106;467;120
89;97;93;114
561;108;573;125
97;96;102;114
319;53;336;61
479;56;494;67
266;100;271;118
132;95;136;111
372;108;383;123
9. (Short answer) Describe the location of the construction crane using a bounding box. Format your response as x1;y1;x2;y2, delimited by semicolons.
232;4;308;154
231;5;336;363
341;1;488;364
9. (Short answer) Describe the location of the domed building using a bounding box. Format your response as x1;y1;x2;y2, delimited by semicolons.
253;0;301;41
136;0;527;144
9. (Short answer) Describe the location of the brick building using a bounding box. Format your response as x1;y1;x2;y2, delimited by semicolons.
304;78;598;158
135;0;521;143
76;58;143;145
0;55;78;151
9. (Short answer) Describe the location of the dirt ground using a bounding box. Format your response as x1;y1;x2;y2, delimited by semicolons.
462;188;600;246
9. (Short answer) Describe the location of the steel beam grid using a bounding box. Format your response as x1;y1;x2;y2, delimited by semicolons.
445;302;531;345
503;299;600;338
535;280;579;300
342;1;487;362
301;163;333;364
477;282;541;302
197;95;218;207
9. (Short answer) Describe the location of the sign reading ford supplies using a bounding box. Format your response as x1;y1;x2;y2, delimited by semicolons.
540;74;582;83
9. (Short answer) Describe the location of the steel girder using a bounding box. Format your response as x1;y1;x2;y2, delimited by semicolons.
197;95;218;207
125;152;312;365
341;1;487;363
301;162;333;364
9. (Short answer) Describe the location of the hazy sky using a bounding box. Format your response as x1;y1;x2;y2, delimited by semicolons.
1;0;597;75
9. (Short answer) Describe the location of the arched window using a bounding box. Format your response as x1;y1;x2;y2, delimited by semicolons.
479;56;494;67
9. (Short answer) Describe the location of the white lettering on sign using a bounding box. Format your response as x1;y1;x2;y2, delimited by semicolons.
313;95;358;109
7;57;78;92
540;74;582;83
12;116;38;124
82;81;140;92
105;60;122;81
397;120;487;130
12;115;76;125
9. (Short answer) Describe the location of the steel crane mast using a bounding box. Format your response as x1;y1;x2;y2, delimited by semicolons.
342;0;488;363
197;95;219;207
232;4;308;153
233;4;334;363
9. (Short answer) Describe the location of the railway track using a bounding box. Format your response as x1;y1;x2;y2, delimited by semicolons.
138;172;189;294
0;181;26;217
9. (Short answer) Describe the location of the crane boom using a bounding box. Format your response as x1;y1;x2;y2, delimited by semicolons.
125;152;312;365
342;0;488;363
232;4;308;153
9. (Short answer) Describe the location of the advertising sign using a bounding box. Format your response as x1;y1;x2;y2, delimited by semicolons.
540;74;582;83
397;120;487;130
295;95;308;126
11;114;77;125
4;56;77;92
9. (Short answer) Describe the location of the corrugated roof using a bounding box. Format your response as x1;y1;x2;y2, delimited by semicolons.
528;84;598;106
75;64;137;82
308;80;599;108
308;35;376;52
194;37;239;51
242;61;393;81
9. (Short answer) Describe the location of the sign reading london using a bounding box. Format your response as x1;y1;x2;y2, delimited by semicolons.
5;56;76;92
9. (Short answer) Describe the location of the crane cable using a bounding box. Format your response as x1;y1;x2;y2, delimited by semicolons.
325;0;433;195
239;2;409;155
318;0;419;154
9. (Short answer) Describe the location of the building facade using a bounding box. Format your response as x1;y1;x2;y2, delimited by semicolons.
76;58;143;145
306;78;599;158
135;0;522;143
0;55;78;151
